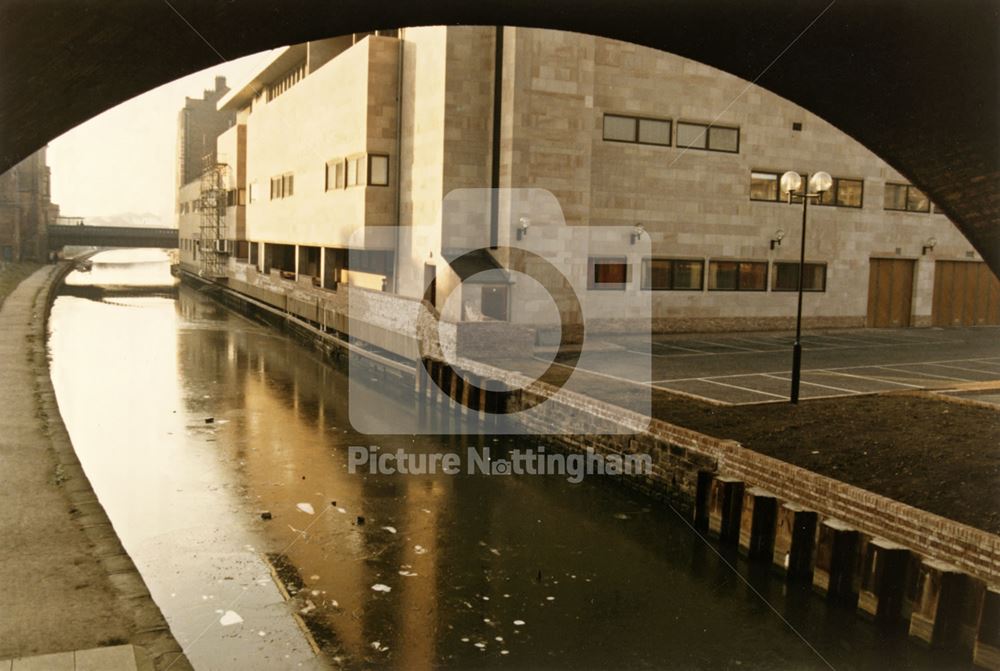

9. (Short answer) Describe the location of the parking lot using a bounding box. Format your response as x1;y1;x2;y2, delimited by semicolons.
549;326;1000;406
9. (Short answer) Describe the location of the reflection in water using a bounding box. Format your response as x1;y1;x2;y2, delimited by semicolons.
48;250;950;670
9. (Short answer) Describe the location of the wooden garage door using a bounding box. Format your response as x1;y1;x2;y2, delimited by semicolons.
932;261;1000;326
867;258;915;328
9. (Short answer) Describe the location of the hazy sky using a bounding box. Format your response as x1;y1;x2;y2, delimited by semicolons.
47;49;279;226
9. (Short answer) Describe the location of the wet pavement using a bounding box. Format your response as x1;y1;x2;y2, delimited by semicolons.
48;250;964;670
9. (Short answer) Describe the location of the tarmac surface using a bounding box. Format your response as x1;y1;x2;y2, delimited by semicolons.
549;326;1000;405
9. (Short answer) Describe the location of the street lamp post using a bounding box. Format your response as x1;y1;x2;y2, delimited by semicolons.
780;170;832;404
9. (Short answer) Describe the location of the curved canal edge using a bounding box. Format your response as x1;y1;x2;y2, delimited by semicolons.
0;261;191;670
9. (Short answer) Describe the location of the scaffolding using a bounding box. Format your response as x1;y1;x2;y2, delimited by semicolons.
199;156;230;279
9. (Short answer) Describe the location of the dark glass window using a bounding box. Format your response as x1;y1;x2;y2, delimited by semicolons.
817;177;863;208
589;257;629;290
708;261;767;291
884;183;908;210
641;258;704;290
772;262;827;292
884;183;930;212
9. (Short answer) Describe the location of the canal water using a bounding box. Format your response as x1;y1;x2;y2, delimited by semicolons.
48;250;955;670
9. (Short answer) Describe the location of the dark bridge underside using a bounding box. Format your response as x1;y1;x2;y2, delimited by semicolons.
1;0;996;270
47;225;178;250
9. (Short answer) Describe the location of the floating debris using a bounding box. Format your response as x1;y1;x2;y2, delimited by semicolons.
356;516;365;525
337;507;347;514
300;600;317;615
414;545;427;555
381;526;397;534
219;610;243;626
513;619;525;626
546;596;555;601
309;575;320;581
501;650;510;655
258;631;266;637
296;503;315;515
204;417;215;424
474;642;486;650
398;570;418;577
260;511;272;520
489;548;501;556
370;641;389;652
613;513;629;520
371;583;392;593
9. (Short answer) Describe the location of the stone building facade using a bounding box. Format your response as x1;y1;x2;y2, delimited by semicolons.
0;147;59;263
176;27;998;339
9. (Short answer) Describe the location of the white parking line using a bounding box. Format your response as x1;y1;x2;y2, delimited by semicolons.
922;362;1000;377
763;373;860;395
875;365;973;382
821;370;924;389
692;340;760;352
700;377;788;399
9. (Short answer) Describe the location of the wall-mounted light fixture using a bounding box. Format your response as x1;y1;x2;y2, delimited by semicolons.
516;216;530;241
922;237;937;255
630;223;646;245
770;229;785;250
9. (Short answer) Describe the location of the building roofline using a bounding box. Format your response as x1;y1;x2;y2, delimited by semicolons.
217;44;306;113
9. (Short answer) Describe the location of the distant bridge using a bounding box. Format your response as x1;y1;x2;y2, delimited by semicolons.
48;225;178;249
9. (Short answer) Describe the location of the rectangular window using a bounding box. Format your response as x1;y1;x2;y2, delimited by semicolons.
284;174;294;197
346;158;357;186
708;260;767;291
817;177;864;208
772;262;827;292
637;118;671;146
884;183;908;211
906;186;930;212
641;258;704;290
249;182;258;203
642;258;672;290
708;126;740;152
602;114;672;146
354;156;365;185
588;257;629;290
335;161;345;189
750;172;779;201
834;178;863;207
603;115;637;142
884;182;929;212
238;188;246;206
368;154;389;186
672;259;704;290
677;121;739;153
676;122;707;149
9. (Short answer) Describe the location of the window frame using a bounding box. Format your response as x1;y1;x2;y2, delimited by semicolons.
707;260;769;292
749;171;781;202
602;113;673;147
602;114;637;143
368;154;390;186
640;257;704;291
587;256;630;291
815;177;864;209
771;261;828;292
885;182;932;213
676;120;741;153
